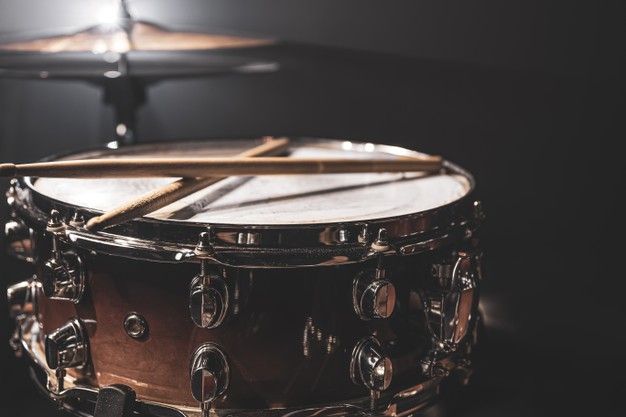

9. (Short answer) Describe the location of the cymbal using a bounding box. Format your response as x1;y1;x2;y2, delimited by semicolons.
0;49;280;80
0;9;280;80
0;21;273;54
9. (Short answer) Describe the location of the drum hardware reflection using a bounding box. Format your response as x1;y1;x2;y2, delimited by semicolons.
4;138;485;417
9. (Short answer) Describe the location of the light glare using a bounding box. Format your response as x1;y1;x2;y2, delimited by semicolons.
97;2;122;30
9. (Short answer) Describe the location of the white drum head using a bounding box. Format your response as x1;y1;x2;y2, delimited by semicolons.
32;140;471;225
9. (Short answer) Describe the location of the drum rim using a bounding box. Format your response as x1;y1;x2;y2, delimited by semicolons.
11;137;481;267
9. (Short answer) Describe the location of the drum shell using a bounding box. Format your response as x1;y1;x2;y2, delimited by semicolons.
36;238;446;410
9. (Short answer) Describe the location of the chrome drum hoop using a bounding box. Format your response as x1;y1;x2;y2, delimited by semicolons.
9;138;481;268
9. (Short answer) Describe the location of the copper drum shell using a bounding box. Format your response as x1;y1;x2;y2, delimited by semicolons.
37;246;442;410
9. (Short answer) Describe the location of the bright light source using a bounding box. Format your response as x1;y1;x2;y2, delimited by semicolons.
104;70;122;78
116;124;127;137
97;1;122;30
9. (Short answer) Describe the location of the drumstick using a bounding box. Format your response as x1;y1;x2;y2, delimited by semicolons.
85;137;290;231
0;155;442;178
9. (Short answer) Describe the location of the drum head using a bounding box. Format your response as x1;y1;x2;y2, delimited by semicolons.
30;139;471;226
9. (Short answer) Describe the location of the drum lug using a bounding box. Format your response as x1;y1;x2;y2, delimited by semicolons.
424;250;481;354
350;336;393;410
7;278;42;355
189;231;229;329
190;343;229;417
7;278;41;319
41;210;86;303
45;318;89;392
4;215;35;262
7;280;31;320
189;268;229;329
41;250;86;303
355;229;396;321
353;262;396;320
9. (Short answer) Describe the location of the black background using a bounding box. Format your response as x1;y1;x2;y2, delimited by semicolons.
1;1;625;416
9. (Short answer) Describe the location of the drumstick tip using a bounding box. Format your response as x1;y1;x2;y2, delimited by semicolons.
0;163;16;177
85;217;102;231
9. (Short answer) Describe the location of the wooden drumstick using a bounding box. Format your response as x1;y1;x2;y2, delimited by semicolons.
85;137;290;231
0;155;443;178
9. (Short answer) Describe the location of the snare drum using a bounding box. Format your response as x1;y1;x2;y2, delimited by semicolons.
5;138;484;417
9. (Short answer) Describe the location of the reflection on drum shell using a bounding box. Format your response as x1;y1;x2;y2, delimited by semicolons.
37;245;448;409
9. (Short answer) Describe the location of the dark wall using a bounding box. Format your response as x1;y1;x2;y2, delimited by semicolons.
0;0;622;76
1;0;623;155
1;1;625;417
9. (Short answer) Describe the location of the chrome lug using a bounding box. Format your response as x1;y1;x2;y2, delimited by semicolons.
190;343;229;415
353;267;396;320
41;251;85;303
45;318;89;370
350;336;393;392
7;280;32;319
4;217;35;262
7;278;42;355
190;234;228;329
189;267;229;329
426;251;481;351
7;278;41;319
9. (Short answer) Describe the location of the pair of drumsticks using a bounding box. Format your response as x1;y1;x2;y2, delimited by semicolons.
0;138;443;231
